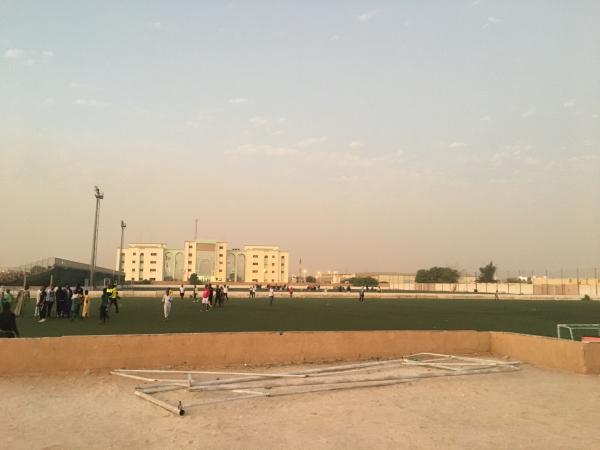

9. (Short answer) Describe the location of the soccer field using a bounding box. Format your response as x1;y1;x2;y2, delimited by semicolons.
15;297;600;339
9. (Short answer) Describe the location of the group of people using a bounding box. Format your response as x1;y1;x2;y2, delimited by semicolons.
33;284;92;322
162;284;230;319
0;287;21;337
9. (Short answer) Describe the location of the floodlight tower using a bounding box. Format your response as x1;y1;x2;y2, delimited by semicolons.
89;185;104;288
118;220;127;285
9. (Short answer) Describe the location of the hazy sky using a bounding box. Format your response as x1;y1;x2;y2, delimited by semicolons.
1;1;599;275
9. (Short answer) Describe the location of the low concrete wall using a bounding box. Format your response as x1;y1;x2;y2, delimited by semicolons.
489;332;588;374
0;330;488;375
1;330;599;375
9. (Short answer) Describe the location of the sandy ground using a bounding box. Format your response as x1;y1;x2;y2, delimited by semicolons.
2;363;599;450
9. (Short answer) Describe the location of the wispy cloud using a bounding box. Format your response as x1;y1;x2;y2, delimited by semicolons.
42;50;54;58
329;35;340;41
225;144;298;158
480;115;490;121
358;10;378;22
521;106;536;118
70;81;103;91
228;97;247;105
296;137;327;148
448;142;466;148
349;141;363;149
75;98;109;107
225;143;388;170
482;16;501;29
4;48;24;58
249;116;269;127
563;99;576;109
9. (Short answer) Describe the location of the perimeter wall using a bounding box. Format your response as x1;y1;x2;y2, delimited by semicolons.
1;330;599;375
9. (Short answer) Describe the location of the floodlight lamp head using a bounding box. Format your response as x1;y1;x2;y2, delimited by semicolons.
94;185;104;199
121;220;127;229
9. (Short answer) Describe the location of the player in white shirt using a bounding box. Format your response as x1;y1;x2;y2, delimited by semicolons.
179;284;185;300
269;287;275;306
162;289;173;319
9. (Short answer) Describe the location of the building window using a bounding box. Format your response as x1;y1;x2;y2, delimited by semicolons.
252;270;258;273
272;255;275;258
272;271;275;274
219;246;223;250
150;261;156;264
121;252;125;256
252;262;258;266
219;269;223;273
150;253;157;256
219;254;223;257
149;278;156;281
132;261;136;264
188;245;193;249
272;263;275;266
133;252;137;256
252;279;258;282
188;261;192;264
150;269;156;272
188;253;192;257
253;255;258;258
132;268;136;272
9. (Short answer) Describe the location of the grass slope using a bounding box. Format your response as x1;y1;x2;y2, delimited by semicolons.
14;297;600;339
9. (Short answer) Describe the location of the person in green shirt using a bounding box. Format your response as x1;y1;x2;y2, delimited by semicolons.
3;289;14;309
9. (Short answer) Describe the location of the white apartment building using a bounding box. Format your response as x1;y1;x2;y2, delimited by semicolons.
116;241;289;283
182;240;228;283
243;245;289;284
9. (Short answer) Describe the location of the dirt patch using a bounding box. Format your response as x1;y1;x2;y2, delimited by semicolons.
2;363;599;449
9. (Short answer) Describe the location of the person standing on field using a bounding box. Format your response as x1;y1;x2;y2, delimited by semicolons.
45;285;55;318
81;290;91;318
99;288;110;324
162;288;173;320
201;285;210;311
107;283;119;313
223;285;228;302
179;284;185;300
34;287;43;318
14;285;29;317
269;286;275;306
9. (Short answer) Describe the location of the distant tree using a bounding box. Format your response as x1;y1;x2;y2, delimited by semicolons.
346;276;378;287
415;267;460;283
305;275;317;283
478;262;497;282
189;273;200;285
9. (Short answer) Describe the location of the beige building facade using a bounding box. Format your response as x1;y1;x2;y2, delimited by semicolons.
116;241;289;283
116;243;167;282
182;240;228;283
243;245;289;284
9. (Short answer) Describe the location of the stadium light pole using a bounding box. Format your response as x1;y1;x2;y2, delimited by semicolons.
118;220;126;286
89;185;104;288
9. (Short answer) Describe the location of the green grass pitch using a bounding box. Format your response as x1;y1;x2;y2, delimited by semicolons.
14;296;600;339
